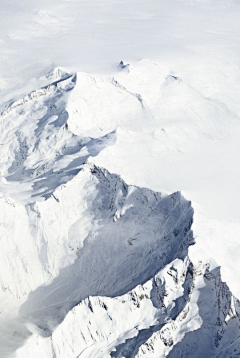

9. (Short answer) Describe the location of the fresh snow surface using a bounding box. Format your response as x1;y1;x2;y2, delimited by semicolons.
1;0;240;357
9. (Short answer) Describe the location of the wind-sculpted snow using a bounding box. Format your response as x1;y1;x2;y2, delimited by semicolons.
19;164;193;333
1;0;240;355
0;163;194;357
0;65;195;357
1;62;240;357
15;257;240;358
1;59;240;357
165;266;240;358
0;70;115;204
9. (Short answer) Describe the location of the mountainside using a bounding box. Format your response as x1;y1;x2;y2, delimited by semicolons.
1;0;240;357
0;65;239;357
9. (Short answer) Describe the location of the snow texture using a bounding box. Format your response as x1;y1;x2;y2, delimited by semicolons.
1;0;240;357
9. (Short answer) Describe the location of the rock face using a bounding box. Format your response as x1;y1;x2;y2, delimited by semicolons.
0;161;194;357
1;68;240;358
15;240;240;358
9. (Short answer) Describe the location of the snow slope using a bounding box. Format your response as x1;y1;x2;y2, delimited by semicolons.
16;260;240;358
0;155;194;356
0;63;239;357
1;0;240;356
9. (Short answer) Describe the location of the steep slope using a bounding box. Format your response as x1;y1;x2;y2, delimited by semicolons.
1;61;240;357
0;74;196;356
0;162;194;357
1;0;240;356
0;69;115;204
15;253;240;358
87;60;240;299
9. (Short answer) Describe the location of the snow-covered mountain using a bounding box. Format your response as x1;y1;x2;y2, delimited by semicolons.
0;63;239;357
1;0;240;357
